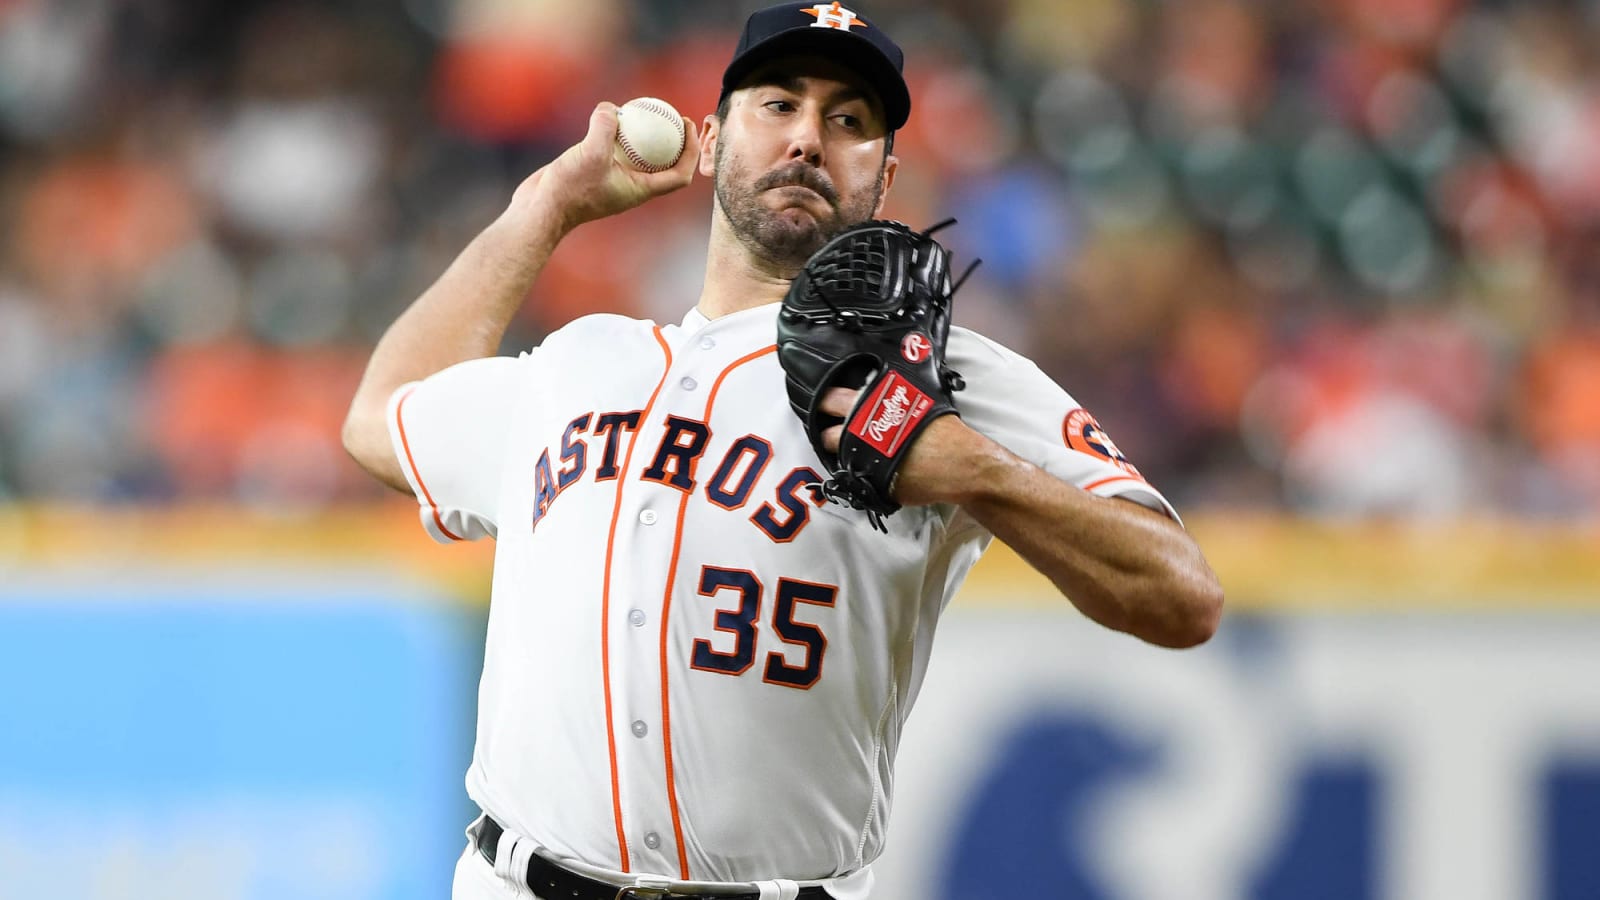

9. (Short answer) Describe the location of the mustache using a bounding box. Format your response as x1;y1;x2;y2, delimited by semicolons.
756;164;838;206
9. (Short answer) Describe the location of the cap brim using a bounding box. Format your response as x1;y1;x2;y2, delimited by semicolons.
721;29;910;131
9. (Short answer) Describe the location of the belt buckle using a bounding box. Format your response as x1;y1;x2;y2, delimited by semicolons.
614;888;675;900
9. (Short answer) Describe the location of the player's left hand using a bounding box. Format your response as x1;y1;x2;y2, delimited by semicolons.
817;387;993;508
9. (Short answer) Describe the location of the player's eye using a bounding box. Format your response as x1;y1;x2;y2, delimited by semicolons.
764;99;796;113
833;113;863;132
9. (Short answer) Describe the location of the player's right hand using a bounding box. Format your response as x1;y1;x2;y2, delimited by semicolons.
513;102;700;236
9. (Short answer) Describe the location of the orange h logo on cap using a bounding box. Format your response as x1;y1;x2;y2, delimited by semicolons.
803;2;865;31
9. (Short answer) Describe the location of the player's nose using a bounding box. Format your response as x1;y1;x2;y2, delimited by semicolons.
783;111;826;167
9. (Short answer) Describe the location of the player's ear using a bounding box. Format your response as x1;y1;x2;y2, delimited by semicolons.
873;153;898;217
698;115;720;178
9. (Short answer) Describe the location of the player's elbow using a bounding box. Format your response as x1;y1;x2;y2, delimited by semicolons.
1140;570;1224;649
340;407;371;467
342;398;410;493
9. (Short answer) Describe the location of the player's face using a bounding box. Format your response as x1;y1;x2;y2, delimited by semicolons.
708;58;898;268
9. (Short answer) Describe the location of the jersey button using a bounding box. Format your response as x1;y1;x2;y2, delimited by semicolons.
680;376;698;391
639;509;658;525
643;832;661;850
628;609;646;627
630;720;648;738
699;337;716;350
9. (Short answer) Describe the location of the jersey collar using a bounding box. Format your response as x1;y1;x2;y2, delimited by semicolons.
680;301;782;333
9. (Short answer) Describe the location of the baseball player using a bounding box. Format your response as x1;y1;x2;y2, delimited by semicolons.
343;4;1223;899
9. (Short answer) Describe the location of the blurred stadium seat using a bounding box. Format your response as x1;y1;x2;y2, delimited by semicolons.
1;0;1598;515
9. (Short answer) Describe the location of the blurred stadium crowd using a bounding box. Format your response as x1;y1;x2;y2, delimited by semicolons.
1;0;1597;517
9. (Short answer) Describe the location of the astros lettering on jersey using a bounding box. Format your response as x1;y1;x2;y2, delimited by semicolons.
388;303;1177;899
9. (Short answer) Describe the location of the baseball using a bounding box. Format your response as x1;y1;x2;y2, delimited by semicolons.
614;97;686;173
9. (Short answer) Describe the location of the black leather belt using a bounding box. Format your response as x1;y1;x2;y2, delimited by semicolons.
475;816;833;900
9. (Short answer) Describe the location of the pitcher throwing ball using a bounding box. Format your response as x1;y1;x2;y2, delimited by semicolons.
343;4;1224;898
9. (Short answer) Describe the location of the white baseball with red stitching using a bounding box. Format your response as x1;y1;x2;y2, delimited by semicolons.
614;97;686;173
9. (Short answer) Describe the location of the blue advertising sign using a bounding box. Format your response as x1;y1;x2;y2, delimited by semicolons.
875;610;1600;900
0;573;479;900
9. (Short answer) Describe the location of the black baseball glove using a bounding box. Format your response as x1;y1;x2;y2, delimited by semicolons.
776;219;978;530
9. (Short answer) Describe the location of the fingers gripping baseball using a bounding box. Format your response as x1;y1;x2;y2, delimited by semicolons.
522;102;700;234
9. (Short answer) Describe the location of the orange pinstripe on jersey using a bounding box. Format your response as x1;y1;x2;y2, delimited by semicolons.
1082;474;1145;493
600;326;674;873
394;385;464;541
656;343;777;879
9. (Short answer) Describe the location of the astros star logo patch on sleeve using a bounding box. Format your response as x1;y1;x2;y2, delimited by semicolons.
1063;408;1143;478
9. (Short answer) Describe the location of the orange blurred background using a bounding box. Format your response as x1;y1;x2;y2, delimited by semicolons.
1;0;1598;519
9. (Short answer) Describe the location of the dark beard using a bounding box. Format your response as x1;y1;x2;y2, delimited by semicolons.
714;143;884;270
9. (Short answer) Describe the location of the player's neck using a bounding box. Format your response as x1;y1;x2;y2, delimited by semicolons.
696;216;799;320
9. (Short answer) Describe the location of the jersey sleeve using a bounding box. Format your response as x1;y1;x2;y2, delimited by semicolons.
942;329;1180;524
386;355;526;543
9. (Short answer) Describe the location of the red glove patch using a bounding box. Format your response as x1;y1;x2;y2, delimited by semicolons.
849;372;935;457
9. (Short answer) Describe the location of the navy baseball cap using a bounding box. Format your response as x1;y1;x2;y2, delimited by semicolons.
720;2;911;130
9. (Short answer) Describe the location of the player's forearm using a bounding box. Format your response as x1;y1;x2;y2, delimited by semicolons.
939;430;1224;648
342;197;566;489
370;196;564;376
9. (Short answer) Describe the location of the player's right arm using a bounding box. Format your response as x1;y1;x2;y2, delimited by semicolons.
343;102;700;491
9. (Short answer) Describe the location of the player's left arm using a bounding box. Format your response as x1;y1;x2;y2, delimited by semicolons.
820;393;1224;648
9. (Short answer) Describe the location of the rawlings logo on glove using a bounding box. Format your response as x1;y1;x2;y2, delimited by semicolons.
775;219;978;531
853;373;932;453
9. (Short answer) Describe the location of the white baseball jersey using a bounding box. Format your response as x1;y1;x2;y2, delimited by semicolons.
388;302;1176;897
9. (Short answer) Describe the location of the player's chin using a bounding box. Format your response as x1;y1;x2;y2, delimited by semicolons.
768;204;826;231
764;190;828;218
755;217;832;265
758;204;824;239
